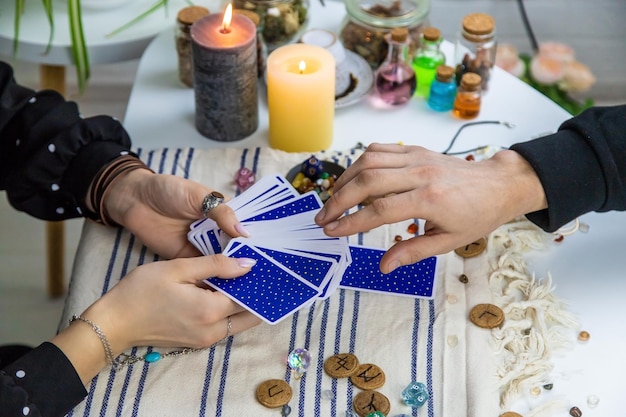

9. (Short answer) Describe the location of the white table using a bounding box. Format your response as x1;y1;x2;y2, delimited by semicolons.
119;1;626;415
0;0;189;297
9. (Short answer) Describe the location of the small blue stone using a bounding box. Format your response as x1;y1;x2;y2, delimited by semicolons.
144;352;162;363
281;404;292;416
401;381;429;407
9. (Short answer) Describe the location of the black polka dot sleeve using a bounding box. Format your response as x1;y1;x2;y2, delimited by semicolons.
0;61;133;221
1;343;87;417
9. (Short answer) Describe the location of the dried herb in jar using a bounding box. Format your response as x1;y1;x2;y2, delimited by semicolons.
233;0;309;50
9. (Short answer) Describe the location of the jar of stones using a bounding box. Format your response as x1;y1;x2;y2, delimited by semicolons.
231;0;310;52
339;0;430;69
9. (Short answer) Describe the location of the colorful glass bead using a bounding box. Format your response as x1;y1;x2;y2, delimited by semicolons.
394;235;403;242
234;167;256;191
407;222;418;234
291;172;305;189
578;330;590;342
281;404;292;416
543;383;553;390
586;394;599;409
365;412;386;417
459;274;469;284
321;389;335;401
301;156;324;179
401;381;429;407
569;406;583;417
144;352;162;363
287;348;311;376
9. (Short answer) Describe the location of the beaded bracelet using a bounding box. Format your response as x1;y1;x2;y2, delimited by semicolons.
88;155;154;227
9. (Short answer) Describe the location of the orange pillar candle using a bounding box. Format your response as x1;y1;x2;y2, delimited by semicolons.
267;44;335;152
191;4;258;141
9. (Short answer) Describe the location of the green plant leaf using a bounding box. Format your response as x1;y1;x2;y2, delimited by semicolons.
67;0;90;93
12;0;25;57
106;0;169;38
41;0;54;54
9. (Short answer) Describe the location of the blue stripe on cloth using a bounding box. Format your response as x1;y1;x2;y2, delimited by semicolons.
427;299;435;417
100;230;123;297
184;148;194;179
313;299;331;416
199;344;218;416
115;346;139;417
330;289;347;416
252;147;261;173
170;149;181;174
346;289;360;414
411;300;420;417
215;336;235;416
157;149;168;174
132;346;155;417
296;303;318;415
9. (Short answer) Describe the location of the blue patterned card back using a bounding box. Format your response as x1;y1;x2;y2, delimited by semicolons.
339;246;437;298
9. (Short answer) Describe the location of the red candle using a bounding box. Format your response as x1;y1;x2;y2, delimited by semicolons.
191;5;258;141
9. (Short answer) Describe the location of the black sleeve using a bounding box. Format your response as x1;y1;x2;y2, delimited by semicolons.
0;60;134;221
510;104;626;232
0;343;87;417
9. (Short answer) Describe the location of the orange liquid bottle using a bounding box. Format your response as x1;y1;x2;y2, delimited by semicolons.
453;72;482;119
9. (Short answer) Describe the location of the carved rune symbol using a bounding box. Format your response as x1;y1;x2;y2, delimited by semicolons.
357;365;381;383
479;309;498;319
334;355;351;371
268;384;284;397
362;393;377;412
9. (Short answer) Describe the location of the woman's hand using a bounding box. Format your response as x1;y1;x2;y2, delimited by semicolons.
102;169;248;258
315;143;547;272
52;254;261;384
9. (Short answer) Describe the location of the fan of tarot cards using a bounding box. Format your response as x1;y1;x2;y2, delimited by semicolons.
188;174;437;325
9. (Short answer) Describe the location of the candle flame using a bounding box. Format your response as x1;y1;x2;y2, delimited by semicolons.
222;3;233;33
299;60;306;74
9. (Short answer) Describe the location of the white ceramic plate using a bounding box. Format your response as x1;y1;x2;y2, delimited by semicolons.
334;50;374;109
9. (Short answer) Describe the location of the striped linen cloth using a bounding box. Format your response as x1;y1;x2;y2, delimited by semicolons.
60;146;503;417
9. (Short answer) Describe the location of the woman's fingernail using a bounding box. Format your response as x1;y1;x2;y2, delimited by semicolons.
324;221;339;231
385;260;401;274
237;258;257;268
235;223;251;237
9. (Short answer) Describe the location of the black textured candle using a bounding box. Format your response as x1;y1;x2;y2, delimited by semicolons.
191;12;258;141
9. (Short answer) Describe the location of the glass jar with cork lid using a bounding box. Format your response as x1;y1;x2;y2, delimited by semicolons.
231;0;310;52
454;13;496;91
339;0;430;69
175;5;210;87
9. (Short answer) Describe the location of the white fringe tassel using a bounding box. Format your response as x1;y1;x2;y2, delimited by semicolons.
485;218;580;410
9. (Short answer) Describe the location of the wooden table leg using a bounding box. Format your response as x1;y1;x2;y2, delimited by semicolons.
40;64;66;298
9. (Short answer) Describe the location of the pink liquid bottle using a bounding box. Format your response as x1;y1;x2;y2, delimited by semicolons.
374;27;417;105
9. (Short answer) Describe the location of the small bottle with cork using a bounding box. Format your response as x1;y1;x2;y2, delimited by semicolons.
427;65;456;111
453;72;482;119
412;26;445;98
175;6;210;87
454;13;496;91
374;27;417;105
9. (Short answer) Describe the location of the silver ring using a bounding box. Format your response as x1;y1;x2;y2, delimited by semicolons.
202;191;225;217
225;315;232;338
